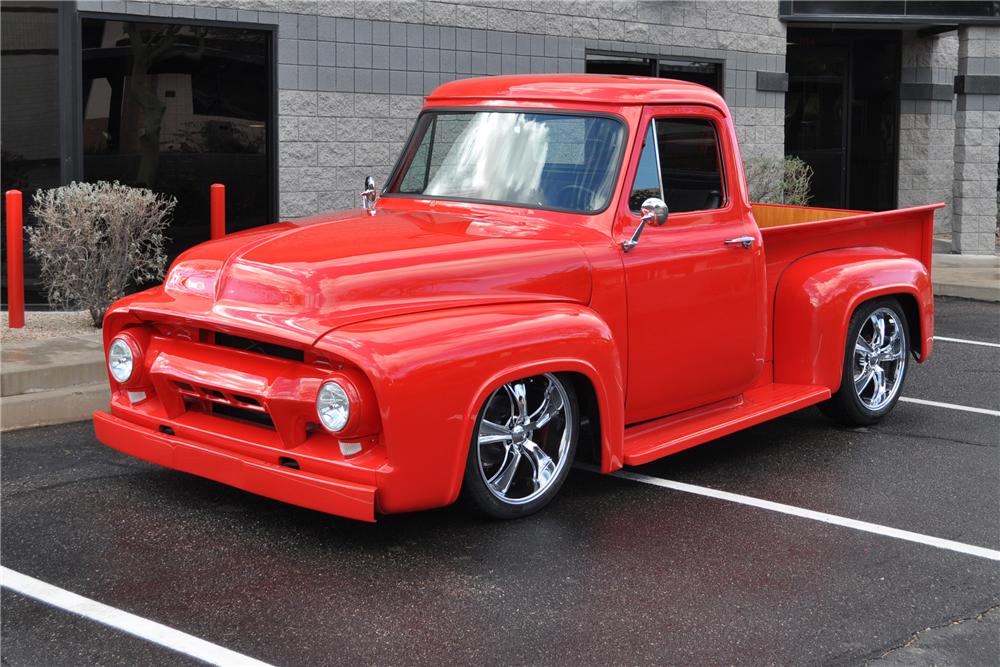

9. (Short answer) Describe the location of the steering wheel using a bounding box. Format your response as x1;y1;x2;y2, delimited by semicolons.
555;184;597;211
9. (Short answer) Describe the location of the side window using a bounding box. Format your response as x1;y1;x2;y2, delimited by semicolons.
655;118;725;213
629;124;661;213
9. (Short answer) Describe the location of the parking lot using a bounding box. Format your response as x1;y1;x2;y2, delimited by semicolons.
1;296;997;666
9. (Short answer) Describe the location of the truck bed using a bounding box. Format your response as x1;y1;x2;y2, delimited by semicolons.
754;201;941;318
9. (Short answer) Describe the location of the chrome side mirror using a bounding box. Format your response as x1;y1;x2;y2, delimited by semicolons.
622;197;668;253
361;175;378;213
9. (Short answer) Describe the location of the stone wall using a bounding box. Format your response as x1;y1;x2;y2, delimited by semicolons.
81;0;787;218
898;33;957;235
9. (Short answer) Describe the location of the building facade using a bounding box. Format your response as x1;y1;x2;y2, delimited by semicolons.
2;1;998;303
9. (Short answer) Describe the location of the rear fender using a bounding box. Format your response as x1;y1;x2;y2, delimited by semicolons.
314;302;625;513
773;249;933;392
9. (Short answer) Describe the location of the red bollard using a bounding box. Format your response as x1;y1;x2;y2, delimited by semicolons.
5;189;24;329
210;183;226;240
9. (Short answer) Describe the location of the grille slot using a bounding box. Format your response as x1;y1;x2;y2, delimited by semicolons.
212;403;276;429
214;332;305;362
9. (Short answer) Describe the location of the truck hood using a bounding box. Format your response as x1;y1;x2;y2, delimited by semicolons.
140;208;593;345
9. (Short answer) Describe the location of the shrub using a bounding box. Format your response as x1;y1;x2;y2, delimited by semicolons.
744;156;814;206
27;181;175;327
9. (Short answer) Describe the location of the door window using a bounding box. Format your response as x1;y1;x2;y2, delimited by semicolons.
629;117;725;214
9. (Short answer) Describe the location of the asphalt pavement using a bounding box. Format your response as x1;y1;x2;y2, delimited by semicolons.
2;296;998;666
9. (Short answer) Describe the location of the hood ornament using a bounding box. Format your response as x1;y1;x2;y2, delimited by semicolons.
361;176;378;215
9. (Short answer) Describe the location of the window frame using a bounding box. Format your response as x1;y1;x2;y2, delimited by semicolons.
382;106;630;216
625;109;732;221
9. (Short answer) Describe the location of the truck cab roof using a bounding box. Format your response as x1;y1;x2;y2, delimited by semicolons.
426;74;729;113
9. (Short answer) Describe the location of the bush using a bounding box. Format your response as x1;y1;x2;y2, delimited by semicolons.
744;156;814;206
27;181;175;327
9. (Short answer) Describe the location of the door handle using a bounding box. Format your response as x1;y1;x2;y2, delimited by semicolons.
724;236;755;249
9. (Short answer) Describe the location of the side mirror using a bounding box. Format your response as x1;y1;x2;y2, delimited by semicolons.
622;197;669;253
361;175;378;213
641;197;668;225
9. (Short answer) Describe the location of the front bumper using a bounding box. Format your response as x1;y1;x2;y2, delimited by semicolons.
93;410;377;521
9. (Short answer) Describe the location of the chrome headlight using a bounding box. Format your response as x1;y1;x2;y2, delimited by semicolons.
316;381;350;432
108;337;135;383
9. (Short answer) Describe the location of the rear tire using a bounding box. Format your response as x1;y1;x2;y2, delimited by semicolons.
819;297;910;426
461;373;578;519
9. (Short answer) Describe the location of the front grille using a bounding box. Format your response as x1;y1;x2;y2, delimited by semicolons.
211;403;276;429
214;332;305;362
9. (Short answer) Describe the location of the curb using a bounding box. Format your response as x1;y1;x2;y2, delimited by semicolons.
1;383;109;432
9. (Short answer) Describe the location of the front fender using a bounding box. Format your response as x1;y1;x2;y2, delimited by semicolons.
773;248;933;392
314;302;625;514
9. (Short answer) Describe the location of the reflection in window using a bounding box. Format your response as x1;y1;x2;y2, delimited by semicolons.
392;111;625;214
81;18;272;259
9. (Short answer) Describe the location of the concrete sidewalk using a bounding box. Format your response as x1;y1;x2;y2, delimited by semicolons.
1;252;997;431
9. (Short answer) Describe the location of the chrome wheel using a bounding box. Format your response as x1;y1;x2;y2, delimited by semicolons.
475;373;575;506
852;307;907;411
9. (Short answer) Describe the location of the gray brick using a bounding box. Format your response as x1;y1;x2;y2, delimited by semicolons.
531;35;545;57
258;12;278;26
373;21;390;45
298;66;317;91
355;44;373;68
337;43;355;68
318;67;337;91
355;69;373;93
279;90;317;116
457;50;471;74
391;70;407;94
281;142;317;167
238;9;258;23
278;13;298;39
356;19;373;44
299;15;317;40
390;45;407;70
126;1;149;16
440;49;456;73
319;17;336;41
279;39;298;65
318;142;355;166
148;3;171;17
172;4;193;18
373;69;390;93
407;71;424;94
278;64;297;89
279;116;298;142
471;51;487;74
487;52;501;75
336;68;354;92
424;48;440;72
318;42;337;67
502;54;517;74
545;36;559;58
517;34;531;56
406;47;423;71
299;41;317;66
487;31;502;53
194;6;216;20
457;28;471;51
373;45;390;69
440;26;456;50
390;22;406;46
337;18;354;43
406;23;423;47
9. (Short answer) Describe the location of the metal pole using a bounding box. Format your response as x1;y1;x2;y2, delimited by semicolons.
5;190;25;329
210;183;226;240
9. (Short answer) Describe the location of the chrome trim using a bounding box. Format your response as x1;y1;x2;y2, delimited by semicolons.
623;197;668;253
360;175;378;213
724;236;755;249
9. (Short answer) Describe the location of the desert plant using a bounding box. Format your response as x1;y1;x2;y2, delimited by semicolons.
744;155;814;206
27;181;175;327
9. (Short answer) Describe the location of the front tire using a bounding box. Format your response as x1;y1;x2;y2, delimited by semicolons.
819;298;910;425
461;373;578;519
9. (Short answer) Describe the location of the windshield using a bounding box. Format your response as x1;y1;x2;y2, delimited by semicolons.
388;111;626;214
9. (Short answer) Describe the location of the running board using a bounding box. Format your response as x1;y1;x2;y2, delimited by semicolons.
623;383;831;466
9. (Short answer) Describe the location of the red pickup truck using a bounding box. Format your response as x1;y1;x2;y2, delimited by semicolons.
94;75;941;522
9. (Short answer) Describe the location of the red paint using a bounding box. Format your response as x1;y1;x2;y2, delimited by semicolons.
5;190;24;329
210;183;225;240
94;75;940;521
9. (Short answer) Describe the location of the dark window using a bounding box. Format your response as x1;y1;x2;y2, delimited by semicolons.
81;18;274;264
631;118;725;214
586;53;724;93
1;1;62;306
389;111;626;214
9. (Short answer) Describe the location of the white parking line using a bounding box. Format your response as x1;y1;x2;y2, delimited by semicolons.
899;396;1000;417
577;466;1000;562
934;335;1000;349
0;566;275;667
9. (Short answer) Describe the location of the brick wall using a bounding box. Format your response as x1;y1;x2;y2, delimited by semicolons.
81;0;787;219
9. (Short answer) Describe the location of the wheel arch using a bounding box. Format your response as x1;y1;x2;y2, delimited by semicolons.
316;302;625;513
773;249;933;393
